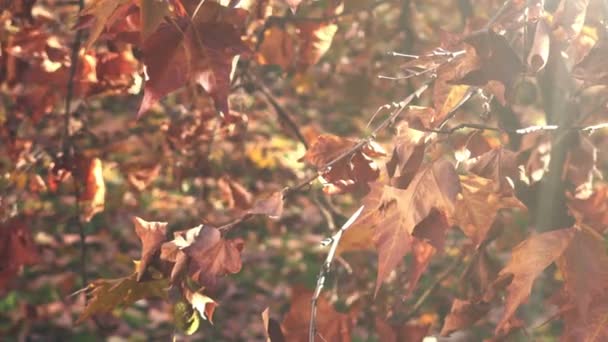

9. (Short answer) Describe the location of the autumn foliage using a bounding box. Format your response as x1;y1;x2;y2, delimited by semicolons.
1;0;608;340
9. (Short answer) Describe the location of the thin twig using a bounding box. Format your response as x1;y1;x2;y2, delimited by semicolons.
422;122;608;135
402;251;466;321
249;74;309;149
286;77;434;196
310;205;365;342
64;0;87;289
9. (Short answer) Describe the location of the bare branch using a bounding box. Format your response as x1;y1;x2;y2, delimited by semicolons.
310;206;365;342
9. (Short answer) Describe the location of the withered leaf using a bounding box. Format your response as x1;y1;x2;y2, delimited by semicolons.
371;159;460;294
440;299;491;336
77;272;168;323
296;21;337;70
248;191;284;220
281;287;354;342
556;229;608;320
456;31;524;100
386;122;427;189
527;18;550;72
185;288;218;323
76;157;106;222
553;0;590;41
182;226;244;288
495;228;576;334
77;0;133;49
466;147;519;195
302;134;386;194
375;317;430;342
138;2;250;117
0;218;39;292
133;217;168;281
567;185;608;234
453;174;525;247
262;307;286;342
257;26;295;70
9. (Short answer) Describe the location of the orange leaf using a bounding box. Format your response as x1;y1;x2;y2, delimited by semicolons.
453;174;525;247
368;159;460;294
132;217;168;281
280;287;354;342
495;228;576;334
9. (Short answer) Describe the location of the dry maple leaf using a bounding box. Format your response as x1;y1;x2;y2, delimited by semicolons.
556;229;608;322
440;299;491;336
371;159;460;294
262;307;286;342
257;26;295;70
132;216;168;281
495;227;576;334
280;287;355;342
180;226;244;288
0;218;39;292
138;2;250;117
375;317;430;342
453;174;526;247
76;157;106;222
296;21;338;71
385;122;427;189
248;191;284;220
301;134;386;194
184;288;218;323
552;0;590;42
455;31;524;103
566;185;608;234
466;147;519;195
77;0;133;49
77;272;168;323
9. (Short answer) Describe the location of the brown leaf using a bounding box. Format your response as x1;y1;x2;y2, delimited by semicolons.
248;191;284;220
257;26;295;70
495;228;576;334
185;288;218;323
217;176;253;210
556;229;608;321
76;157;106;222
386;122;427;189
140;0;170;41
567;185;608;234
405;238;436;298
77;0;133;49
182;226;244;288
375;317;430;342
560;295;608;341
453;174;525;247
0;218;39;292
284;0;301;13
466;147;519;195
296;21;337;70
280;287;354;342
527;18;551;72
564;134;599;198
262;308;285;342
440;299;490;336
132;217;168;281
552;0;590;41
301;134;386;194
371;159;460;294
138;2;250;117
77;272;168;323
455;31;524;98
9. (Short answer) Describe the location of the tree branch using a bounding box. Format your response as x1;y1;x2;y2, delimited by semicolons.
309;205;365;342
63;0;87;288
